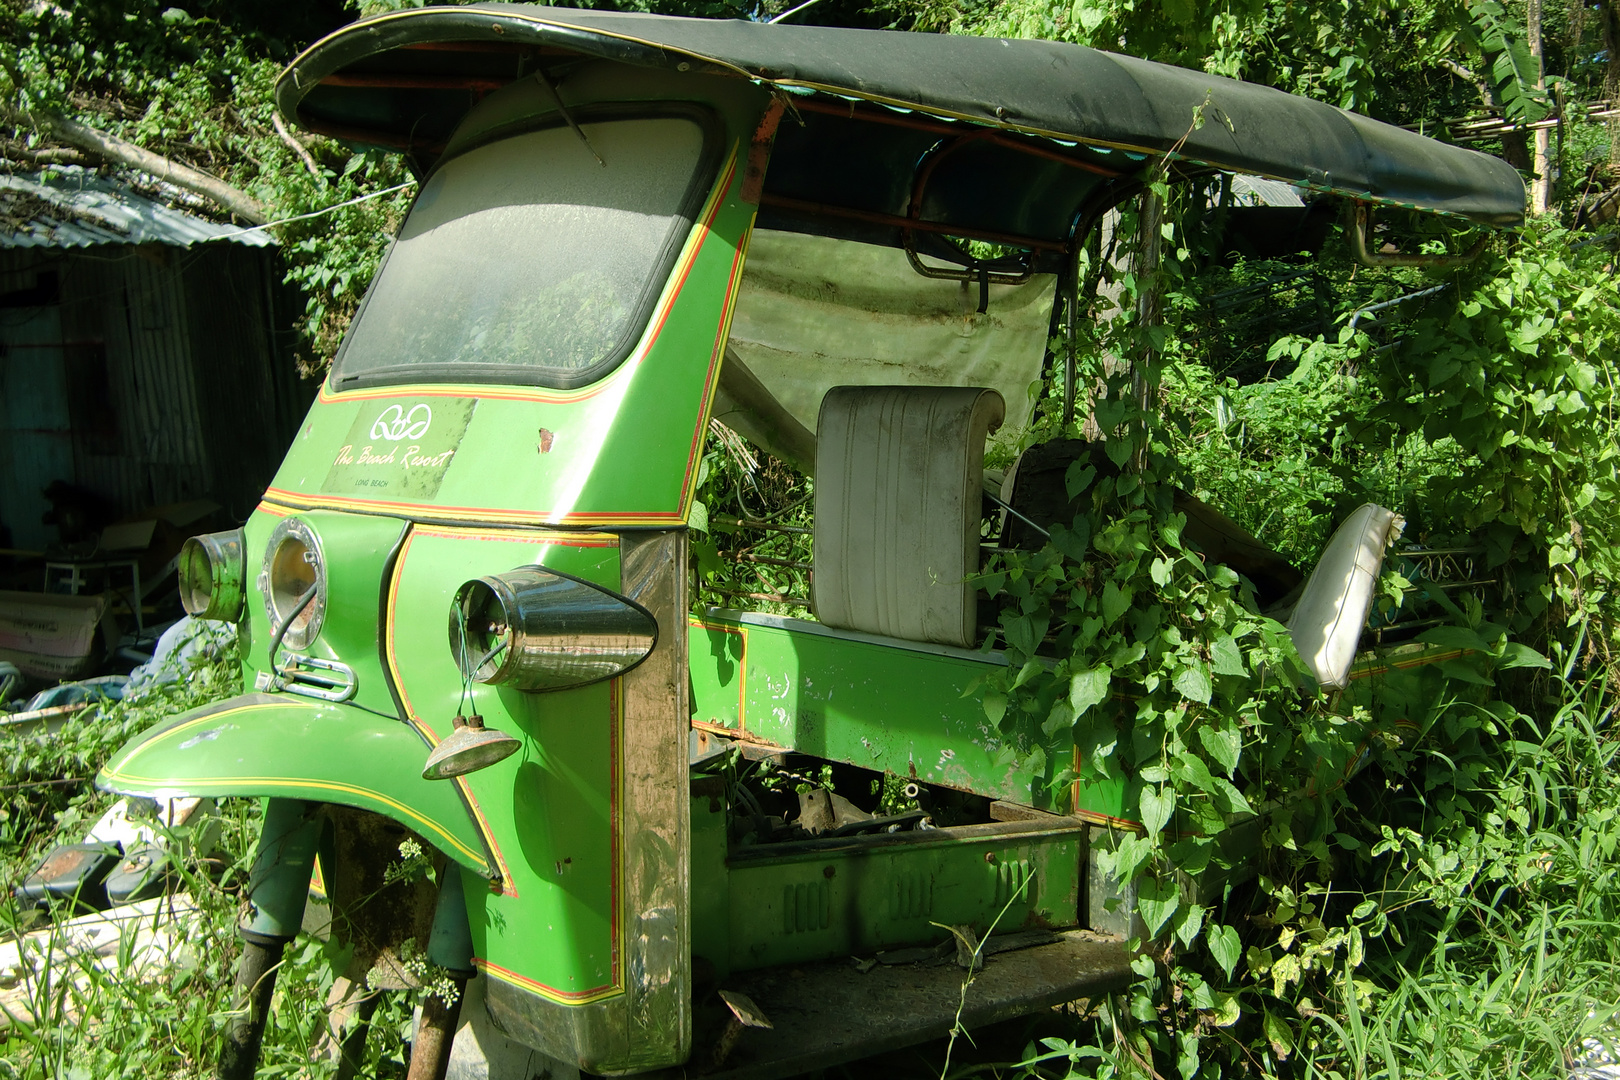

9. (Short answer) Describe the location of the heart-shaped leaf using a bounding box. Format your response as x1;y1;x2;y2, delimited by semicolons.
1174;662;1212;704
1136;875;1179;937
1207;923;1242;979
1210;634;1246;677
1173;902;1205;947
1102;581;1131;626
1198;722;1242;776
1139;784;1174;838
1069;665;1113;717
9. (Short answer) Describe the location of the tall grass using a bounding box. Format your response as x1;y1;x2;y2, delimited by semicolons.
1291;674;1620;1079
0;658;412;1078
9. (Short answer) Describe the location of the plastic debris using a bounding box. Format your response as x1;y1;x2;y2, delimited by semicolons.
124;615;236;695
21;673;128;713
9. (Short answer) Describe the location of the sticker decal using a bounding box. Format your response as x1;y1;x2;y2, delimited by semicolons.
323;398;477;500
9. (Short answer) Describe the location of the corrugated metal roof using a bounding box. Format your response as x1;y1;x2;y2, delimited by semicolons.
1231;175;1306;208
0;165;274;249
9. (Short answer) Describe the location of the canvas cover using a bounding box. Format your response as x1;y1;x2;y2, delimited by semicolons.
279;5;1525;226
728;231;1055;434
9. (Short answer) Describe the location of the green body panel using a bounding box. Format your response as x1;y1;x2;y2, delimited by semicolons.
386;526;625;1004
689;784;731;977
96;694;491;873
718;814;1082;975
687;612;1133;823
241;508;406;718
262;68;767;531
94;70;771;1071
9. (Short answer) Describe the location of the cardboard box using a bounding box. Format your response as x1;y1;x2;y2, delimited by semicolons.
0;591;115;680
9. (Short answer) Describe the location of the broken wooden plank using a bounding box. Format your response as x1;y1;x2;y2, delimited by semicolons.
0;892;201;1031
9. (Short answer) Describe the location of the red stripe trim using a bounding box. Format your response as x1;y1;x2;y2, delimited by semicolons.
474;957;619;1004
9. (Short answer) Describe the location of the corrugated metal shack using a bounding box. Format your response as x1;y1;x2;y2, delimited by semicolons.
0;166;310;552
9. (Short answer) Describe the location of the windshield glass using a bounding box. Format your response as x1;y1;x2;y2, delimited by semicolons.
333;116;709;389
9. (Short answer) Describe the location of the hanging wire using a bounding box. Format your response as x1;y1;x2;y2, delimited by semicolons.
266;584;317;678
453;598;508;721
203;180;417;243
454;600;476;721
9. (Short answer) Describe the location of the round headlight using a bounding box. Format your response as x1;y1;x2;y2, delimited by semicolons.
178;529;245;621
259;517;325;650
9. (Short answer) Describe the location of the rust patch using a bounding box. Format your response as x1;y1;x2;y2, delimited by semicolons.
320;805;443;989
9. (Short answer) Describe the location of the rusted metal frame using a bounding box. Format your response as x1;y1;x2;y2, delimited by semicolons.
1402;579;1497;593
319;72;514;91
711;517;811;534
731;553;813;570
405;992;462;1080
1061;254;1079;428
743;97;787;203
757;192;1069;253
1346;283;1451;331
702;585;812;607
787;98;1123;284
905;130;1037;286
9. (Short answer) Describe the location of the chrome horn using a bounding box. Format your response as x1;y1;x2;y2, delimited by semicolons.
448;566;658;692
424;566;658;781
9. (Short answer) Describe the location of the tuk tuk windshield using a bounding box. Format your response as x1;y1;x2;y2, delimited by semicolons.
332;116;709;389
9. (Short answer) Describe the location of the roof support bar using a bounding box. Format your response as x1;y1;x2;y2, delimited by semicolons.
1348;204;1488;268
758;192;1068;253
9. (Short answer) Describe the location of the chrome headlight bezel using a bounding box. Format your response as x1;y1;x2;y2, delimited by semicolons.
259;517;326;651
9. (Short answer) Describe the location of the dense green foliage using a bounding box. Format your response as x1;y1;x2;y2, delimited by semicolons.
0;0;414;369
951;154;1620;1071
0;654;423;1078
0;0;877;373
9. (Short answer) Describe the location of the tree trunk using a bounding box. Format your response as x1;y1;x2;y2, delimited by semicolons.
1528;0;1551;212
3;105;269;224
1601;0;1620;166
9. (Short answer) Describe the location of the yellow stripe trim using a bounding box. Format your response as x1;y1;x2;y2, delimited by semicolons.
476;959;623;1006
102;703;489;870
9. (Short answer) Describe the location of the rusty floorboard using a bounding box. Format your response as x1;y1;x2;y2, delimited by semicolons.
669;930;1130;1080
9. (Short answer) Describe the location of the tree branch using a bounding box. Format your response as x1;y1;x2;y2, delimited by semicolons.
1;140;91;165
2;105;269;224
273;111;323;182
1441;58;1494;109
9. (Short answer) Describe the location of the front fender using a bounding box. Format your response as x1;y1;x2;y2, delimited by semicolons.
97;693;492;876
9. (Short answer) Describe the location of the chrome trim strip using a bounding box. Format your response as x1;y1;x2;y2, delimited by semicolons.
483;531;691;1072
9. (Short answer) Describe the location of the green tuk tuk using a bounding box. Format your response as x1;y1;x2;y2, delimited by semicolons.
98;6;1524;1077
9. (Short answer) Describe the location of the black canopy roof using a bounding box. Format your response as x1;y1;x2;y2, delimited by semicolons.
277;4;1525;229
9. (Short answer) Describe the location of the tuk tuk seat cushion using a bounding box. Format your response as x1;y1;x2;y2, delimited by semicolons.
1287;503;1405;690
813;385;1004;648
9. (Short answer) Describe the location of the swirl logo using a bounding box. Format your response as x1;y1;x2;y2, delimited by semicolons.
370;404;433;442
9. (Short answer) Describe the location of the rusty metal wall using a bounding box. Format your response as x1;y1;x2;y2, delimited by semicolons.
0;243;312;541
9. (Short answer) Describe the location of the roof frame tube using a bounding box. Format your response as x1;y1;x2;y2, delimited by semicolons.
1348;204;1488;268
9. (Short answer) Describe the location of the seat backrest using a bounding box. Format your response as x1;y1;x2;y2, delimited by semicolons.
813;386;1005;648
1288;503;1405;690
